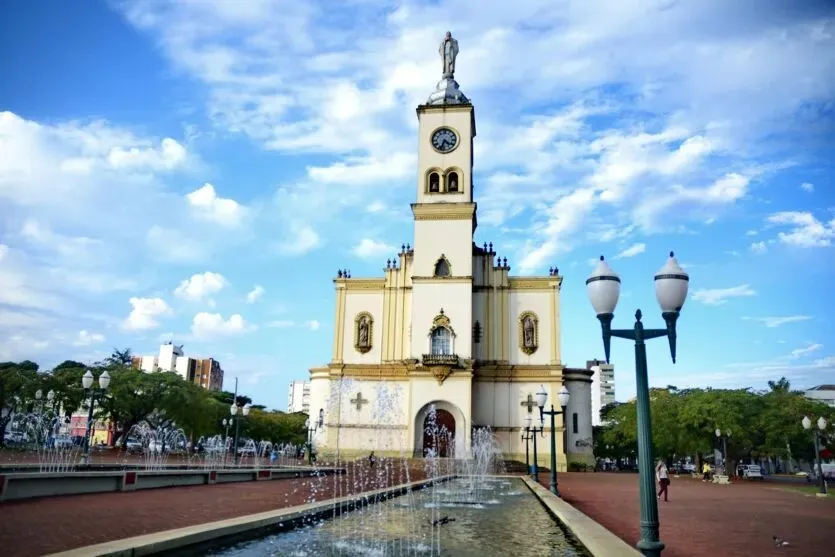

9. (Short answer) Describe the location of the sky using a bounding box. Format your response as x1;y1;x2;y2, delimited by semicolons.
1;0;833;411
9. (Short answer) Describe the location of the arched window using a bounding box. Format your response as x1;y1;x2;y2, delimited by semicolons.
431;327;451;355
434;257;451;277
447;172;459;192
429;172;440;192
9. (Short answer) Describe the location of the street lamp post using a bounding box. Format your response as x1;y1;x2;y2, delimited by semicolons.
715;428;731;476
525;413;545;483
79;370;111;466
230;402;251;465
802;416;828;496
521;423;533;473
304;409;325;465
586;252;689;557
536;384;571;496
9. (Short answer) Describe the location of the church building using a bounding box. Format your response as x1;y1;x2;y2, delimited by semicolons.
309;33;594;470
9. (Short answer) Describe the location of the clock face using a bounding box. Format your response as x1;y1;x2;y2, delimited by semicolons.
431;128;458;153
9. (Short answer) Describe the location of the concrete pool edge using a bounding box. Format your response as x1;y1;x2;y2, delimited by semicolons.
521;477;642;557
42;475;454;557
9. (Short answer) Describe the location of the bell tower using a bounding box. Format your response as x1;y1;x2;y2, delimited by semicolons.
410;32;476;360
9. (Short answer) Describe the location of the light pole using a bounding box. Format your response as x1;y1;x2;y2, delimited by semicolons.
715;428;731;476
536;384;571;496
521;422;533;473
525;413;545;483
304;409;325;465
230;402;251;465
586;252;689;557
79;370;111;465
802;416;828;496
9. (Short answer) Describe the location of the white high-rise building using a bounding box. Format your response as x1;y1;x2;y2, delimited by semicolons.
587;360;616;426
288;381;311;414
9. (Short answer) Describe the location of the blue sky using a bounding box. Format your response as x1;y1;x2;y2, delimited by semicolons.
1;0;833;411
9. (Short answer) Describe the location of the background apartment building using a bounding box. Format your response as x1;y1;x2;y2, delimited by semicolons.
587;359;616;426
131;342;224;391
288;380;311;414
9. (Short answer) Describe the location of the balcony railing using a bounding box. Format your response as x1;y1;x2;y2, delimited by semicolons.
422;353;459;366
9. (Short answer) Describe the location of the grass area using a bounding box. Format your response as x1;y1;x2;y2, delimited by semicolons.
776;485;833;500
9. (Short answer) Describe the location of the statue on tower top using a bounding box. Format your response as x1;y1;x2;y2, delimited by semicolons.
439;31;459;78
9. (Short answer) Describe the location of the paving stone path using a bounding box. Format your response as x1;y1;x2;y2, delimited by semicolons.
1;468;832;556
545;472;835;557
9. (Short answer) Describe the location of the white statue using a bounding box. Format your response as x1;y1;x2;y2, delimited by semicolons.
439;31;459;77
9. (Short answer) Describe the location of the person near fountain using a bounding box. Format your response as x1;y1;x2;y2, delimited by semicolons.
368;451;376;468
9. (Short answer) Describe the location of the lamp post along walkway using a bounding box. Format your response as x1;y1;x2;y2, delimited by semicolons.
536;384;570;496
802;415;829;496
586;251;690;557
524;414;544;483
79;370;111;466
715;428;731;477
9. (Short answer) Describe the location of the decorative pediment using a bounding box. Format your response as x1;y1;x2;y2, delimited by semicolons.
432;308;451;329
431;366;453;385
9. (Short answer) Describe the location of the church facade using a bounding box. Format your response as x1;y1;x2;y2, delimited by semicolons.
308;33;594;470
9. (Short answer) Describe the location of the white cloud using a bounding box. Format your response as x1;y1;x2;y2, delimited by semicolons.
174;272;227;302
789;343;823;359
74;330;105;346
191;312;255;338
366;201;387;214
266;319;294;328
749;241;768;254
307;152;416;185
352;238;394;259
800;182;814;193
304;320;321;331
246;285;265;304
742;315;813;328
276;225;322;255
123;297;172;330
107;137;186;171
692;284;756;306
766;211;835;248
614;243;646;259
185;183;245;226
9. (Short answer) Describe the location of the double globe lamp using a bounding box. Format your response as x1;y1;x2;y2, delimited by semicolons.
586;251;689;557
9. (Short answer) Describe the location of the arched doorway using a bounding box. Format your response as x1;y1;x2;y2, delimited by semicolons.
423;409;456;457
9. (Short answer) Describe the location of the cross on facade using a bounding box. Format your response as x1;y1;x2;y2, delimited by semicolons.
521;394;536;413
350;392;369;411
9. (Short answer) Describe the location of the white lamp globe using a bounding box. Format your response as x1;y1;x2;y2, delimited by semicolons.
35;389;42;400
47;390;55;401
715;428;721;437
654;252;689;313
558;386;570;408
802;416;811;430
817;417;827;431
586;256;620;315
524;415;532;429
81;370;94;389
536;385;548;409
242;403;251;417
230;404;238;416
99;371;111;390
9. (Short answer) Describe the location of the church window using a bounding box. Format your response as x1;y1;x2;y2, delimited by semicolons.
434;256;451;277
429;172;440;192
447;171;459;192
572;412;578;434
431;327;451;355
473;321;482;343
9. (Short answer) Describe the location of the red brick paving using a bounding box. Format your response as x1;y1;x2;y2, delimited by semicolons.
0;460;427;557
1;465;833;557
550;472;835;557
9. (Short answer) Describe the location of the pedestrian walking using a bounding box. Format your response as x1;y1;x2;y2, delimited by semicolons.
656;460;670;502
702;461;711;482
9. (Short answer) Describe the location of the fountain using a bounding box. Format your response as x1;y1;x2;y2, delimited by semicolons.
11;405;81;473
125;422;189;470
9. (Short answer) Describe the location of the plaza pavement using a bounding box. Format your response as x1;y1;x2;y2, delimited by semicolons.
0;468;832;556
546;472;835;557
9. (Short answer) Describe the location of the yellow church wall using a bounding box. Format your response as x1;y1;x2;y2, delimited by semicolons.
411;281;473;359
508;289;555;366
415;105;475;205
341;291;385;364
411;217;475;277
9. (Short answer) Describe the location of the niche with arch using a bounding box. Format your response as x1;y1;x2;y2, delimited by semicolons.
444;168;462;193
354;312;374;354
518;311;539;355
433;254;452;277
426;168;441;193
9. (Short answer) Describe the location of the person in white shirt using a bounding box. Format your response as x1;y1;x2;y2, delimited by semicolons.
656;460;670;502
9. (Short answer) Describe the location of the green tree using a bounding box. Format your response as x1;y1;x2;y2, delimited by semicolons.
0;361;40;444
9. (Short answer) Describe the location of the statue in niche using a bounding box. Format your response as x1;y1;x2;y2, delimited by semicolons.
358;316;370;347
523;316;535;348
439;31;459;77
